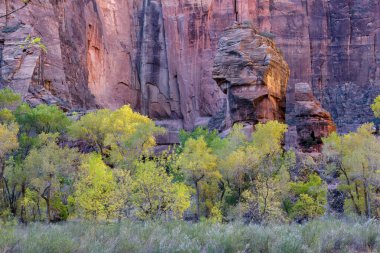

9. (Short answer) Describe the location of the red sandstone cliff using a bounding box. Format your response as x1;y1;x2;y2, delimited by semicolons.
211;22;289;130
0;0;379;133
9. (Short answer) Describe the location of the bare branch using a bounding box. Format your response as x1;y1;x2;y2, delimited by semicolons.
0;2;29;19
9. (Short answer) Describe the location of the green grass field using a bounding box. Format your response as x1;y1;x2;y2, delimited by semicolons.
0;217;379;253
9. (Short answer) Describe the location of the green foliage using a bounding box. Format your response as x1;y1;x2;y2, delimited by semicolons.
178;137;219;182
289;174;327;220
179;127;225;153
68;109;110;154
1;87;379;226
21;35;48;53
235;121;294;222
15;103;70;135
251;121;288;156
0;88;21;109
105;105;165;168
0;109;16;124
23;133;80;222
371;95;380;118
0;123;19;161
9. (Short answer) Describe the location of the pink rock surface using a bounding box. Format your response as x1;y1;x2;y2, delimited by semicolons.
286;83;336;153
211;22;289;130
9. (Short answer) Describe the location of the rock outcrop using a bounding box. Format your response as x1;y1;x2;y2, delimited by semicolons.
286;83;336;153
210;22;289;130
0;0;379;134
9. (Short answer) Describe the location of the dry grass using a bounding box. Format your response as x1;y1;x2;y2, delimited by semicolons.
0;217;379;253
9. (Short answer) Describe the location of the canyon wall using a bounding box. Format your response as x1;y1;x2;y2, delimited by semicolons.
0;0;379;133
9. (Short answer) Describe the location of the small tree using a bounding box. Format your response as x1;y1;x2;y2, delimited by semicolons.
0;88;21;110
288;174;327;221
14;103;70;136
23;133;80;222
69;105;164;168
323;123;380;218
131;161;191;220
0;123;19;177
74;154;119;220
177;137;220;220
68;109;110;157
105;105;164;168
249;121;293;221
371;95;380;118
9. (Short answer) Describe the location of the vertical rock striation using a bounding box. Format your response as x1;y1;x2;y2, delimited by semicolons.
0;0;379;133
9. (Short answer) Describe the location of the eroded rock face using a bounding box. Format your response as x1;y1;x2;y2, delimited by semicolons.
0;0;97;109
286;83;336;153
0;0;379;134
211;22;289;130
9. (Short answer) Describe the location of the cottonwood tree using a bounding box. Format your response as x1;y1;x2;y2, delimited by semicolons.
68;109;110;157
0;123;19;218
288;174;327;221
0;123;19;178
131;161;191;220
371;95;380;118
69;105;164;168
0;88;22;110
253;122;293;219
237;121;295;222
14;103;70;136
105;105;164;169
177;137;220;220
323;123;380;218
74;154;120;220
23;133;80;222
220;148;251;205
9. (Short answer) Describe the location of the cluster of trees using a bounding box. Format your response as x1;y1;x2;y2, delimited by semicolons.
0;88;379;223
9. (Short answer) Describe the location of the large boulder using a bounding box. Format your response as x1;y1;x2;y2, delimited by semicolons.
210;22;289;130
286;83;336;153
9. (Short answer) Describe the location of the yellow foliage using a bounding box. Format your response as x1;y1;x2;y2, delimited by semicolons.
132;161;191;220
251;121;288;156
0;123;19;160
178;137;220;182
323;123;380;217
74;154;119;220
371;95;380;118
69;105;164;169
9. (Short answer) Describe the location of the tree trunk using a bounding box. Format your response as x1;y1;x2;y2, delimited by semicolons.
341;169;361;215
41;183;52;223
45;197;51;223
364;183;371;218
195;180;200;221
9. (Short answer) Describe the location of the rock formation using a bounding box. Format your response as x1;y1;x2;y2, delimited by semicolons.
0;0;379;134
210;22;289;130
286;83;336;153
